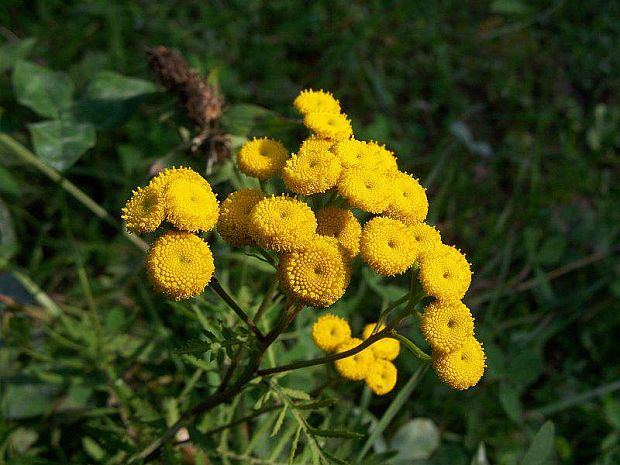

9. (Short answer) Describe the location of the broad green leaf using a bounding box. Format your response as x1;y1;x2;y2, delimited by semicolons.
519;421;555;465
13;61;74;118
29;120;96;171
390;417;440;463
0;38;36;72
499;381;523;423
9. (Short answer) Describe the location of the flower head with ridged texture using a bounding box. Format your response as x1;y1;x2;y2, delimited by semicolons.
146;231;214;300
362;323;400;361
433;336;485;390
294;89;341;115
217;189;267;247
334;338;375;381
316;207;361;258
419;244;472;300
365;359;397;395
237;138;289;180
338;168;394;213
366;141;399;175
282;148;342;195
360;217;418;276
409;223;442;257
384;171;428;225
299;136;334;155
164;178;219;232
421;300;474;354
311;313;352;352
148;166;212;194
278;236;351;308
249;196;317;253
330;139;375;170
304;112;353;141
121;185;165;234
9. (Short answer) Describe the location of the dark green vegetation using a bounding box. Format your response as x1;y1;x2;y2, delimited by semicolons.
1;1;619;464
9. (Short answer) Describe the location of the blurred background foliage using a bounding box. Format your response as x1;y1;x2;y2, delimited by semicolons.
1;0;619;464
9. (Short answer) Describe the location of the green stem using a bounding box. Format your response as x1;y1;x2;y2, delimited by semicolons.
211;278;265;341
389;332;431;361
254;275;279;323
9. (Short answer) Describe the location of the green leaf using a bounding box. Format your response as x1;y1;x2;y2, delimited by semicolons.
0;164;20;196
271;405;288;437
28;120;96;171
82;436;106;461
308;428;364;439
13;61;74;118
0;38;36;72
519;421;555;465
499;381;523;423
390;418;440;463
0;198;18;262
288;425;302;465
281;387;311;401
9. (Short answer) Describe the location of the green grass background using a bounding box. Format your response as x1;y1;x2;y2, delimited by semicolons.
1;1;619;464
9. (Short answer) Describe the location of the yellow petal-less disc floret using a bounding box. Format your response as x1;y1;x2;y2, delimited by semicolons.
433;336;486;390
360;217;418;276
338;168;394;213
249;196;317;253
384;171;428;225
282;149;342;195
237;138;289;180
365;141;399;175
316;207;362;258
294;89;341;115
421;300;474;354
299;136;334;155
217;189;267;247
304;112;353;141
409;223;442;257
334;338;375;381
362;323;400;361
121;185;165;234
164;178;219;232
148;166;212;194
278;236;352;308
311;313;352;352
330;139;374;170
419;244;472;300
146;231;215;300
365;359;398;395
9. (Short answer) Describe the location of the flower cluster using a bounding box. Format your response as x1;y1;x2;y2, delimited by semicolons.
311;314;400;395
121;167;218;300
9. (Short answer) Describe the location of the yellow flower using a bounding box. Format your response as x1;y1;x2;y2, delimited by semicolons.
121;185;165;233
311;313;352;352
366;141;399;175
304;112;353;141
334;338;375;381
278;236;351;308
299;136;334;155
217;188;267;247
420;300;474;354
433;336;485;390
237;138;289;180
365;359;397;395
360;217;418;276
164;178;219;232
282;149;342;195
316;207;361;258
384;171;428;225
362;323;400;361
294;89;341;115
330;139;374;170
146;231;214;300
419;244;472;300
338;168;394;213
148;166;212;194
408;223;442;257
249;196;317;253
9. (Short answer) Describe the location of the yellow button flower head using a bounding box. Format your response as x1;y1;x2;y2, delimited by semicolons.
421;300;474;354
360;217;418;276
433;336;485;390
362;323;400;361
164;178;219;232
330;139;375;170
294;89;341;115
282;148;342;195
217;188;267;247
304;112;353;141
237;138;289;180
299;136;334;154
408;223;442;257
366;141;399;175
316;207;362;258
365;359;397;395
334;337;375;381
249;196;317;253
148;166;211;194
146;231;215;300
384;171;428;225
278;236;352;308
311;313;352;352
338;168;394;213
419;244;472;300
121;184;165;234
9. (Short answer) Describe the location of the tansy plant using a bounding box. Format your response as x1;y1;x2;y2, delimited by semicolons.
121;88;486;461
